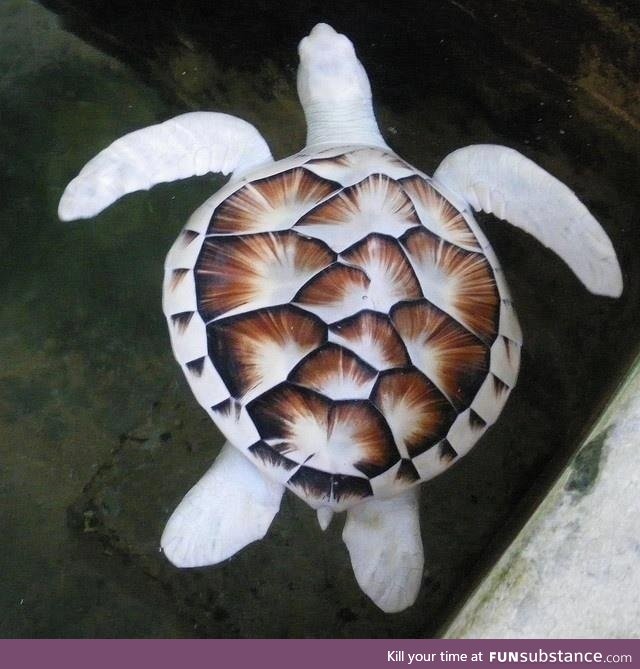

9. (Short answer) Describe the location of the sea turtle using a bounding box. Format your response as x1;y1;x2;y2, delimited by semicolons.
58;23;622;613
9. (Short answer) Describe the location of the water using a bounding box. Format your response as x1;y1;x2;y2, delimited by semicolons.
1;0;639;637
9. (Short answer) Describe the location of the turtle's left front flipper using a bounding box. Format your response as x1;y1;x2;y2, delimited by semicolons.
58;112;273;221
433;144;623;297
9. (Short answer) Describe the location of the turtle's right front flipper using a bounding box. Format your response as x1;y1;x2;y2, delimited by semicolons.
58;112;273;221
433;144;623;298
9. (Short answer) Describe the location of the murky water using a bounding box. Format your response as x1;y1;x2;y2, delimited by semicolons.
2;0;639;637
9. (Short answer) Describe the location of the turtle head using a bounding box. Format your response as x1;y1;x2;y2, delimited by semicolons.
297;24;372;107
297;24;386;149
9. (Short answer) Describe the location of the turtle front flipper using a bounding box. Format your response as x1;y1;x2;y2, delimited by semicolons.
58;112;273;221
433;144;623;297
342;488;424;613
161;441;284;568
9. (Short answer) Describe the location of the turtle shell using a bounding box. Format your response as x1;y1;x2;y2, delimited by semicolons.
163;147;522;511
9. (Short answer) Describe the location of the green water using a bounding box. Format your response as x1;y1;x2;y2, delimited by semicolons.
2;0;639;638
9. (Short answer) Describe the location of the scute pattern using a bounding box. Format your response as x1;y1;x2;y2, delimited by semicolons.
196;231;335;320
165;148;521;510
207;167;339;234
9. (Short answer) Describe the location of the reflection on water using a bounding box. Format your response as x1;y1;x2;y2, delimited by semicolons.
1;0;639;638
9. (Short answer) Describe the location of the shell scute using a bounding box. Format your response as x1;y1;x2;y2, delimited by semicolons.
340;234;423;312
207;167;339;235
294;173;420;251
400;175;481;252
196;230;335;321
400;226;500;343
247;382;400;480
371;368;457;459
287;466;373;509
390;299;490;410
328;310;410;370
293;262;371;322
207;305;327;401
288;342;378;400
305;148;415;185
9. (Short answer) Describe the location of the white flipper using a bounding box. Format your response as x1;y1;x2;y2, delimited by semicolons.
433;144;623;297
342;487;424;613
161;441;284;568
59;112;273;221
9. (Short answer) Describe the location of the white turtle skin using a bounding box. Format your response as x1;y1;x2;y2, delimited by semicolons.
58;23;622;614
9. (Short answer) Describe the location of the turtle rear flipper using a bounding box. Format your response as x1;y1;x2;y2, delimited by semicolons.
433;144;623;297
58;112;273;221
161;442;284;568
342;488;424;613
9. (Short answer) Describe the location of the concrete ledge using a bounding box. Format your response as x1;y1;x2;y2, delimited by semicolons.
445;359;640;638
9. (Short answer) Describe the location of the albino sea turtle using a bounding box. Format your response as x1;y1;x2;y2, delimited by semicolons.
59;23;622;613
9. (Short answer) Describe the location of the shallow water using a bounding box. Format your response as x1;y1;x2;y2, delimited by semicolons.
2;0;639;637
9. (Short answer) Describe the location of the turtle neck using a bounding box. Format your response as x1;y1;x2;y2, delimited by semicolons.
302;98;388;150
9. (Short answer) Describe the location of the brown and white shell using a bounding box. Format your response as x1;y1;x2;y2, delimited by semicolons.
162;146;522;512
